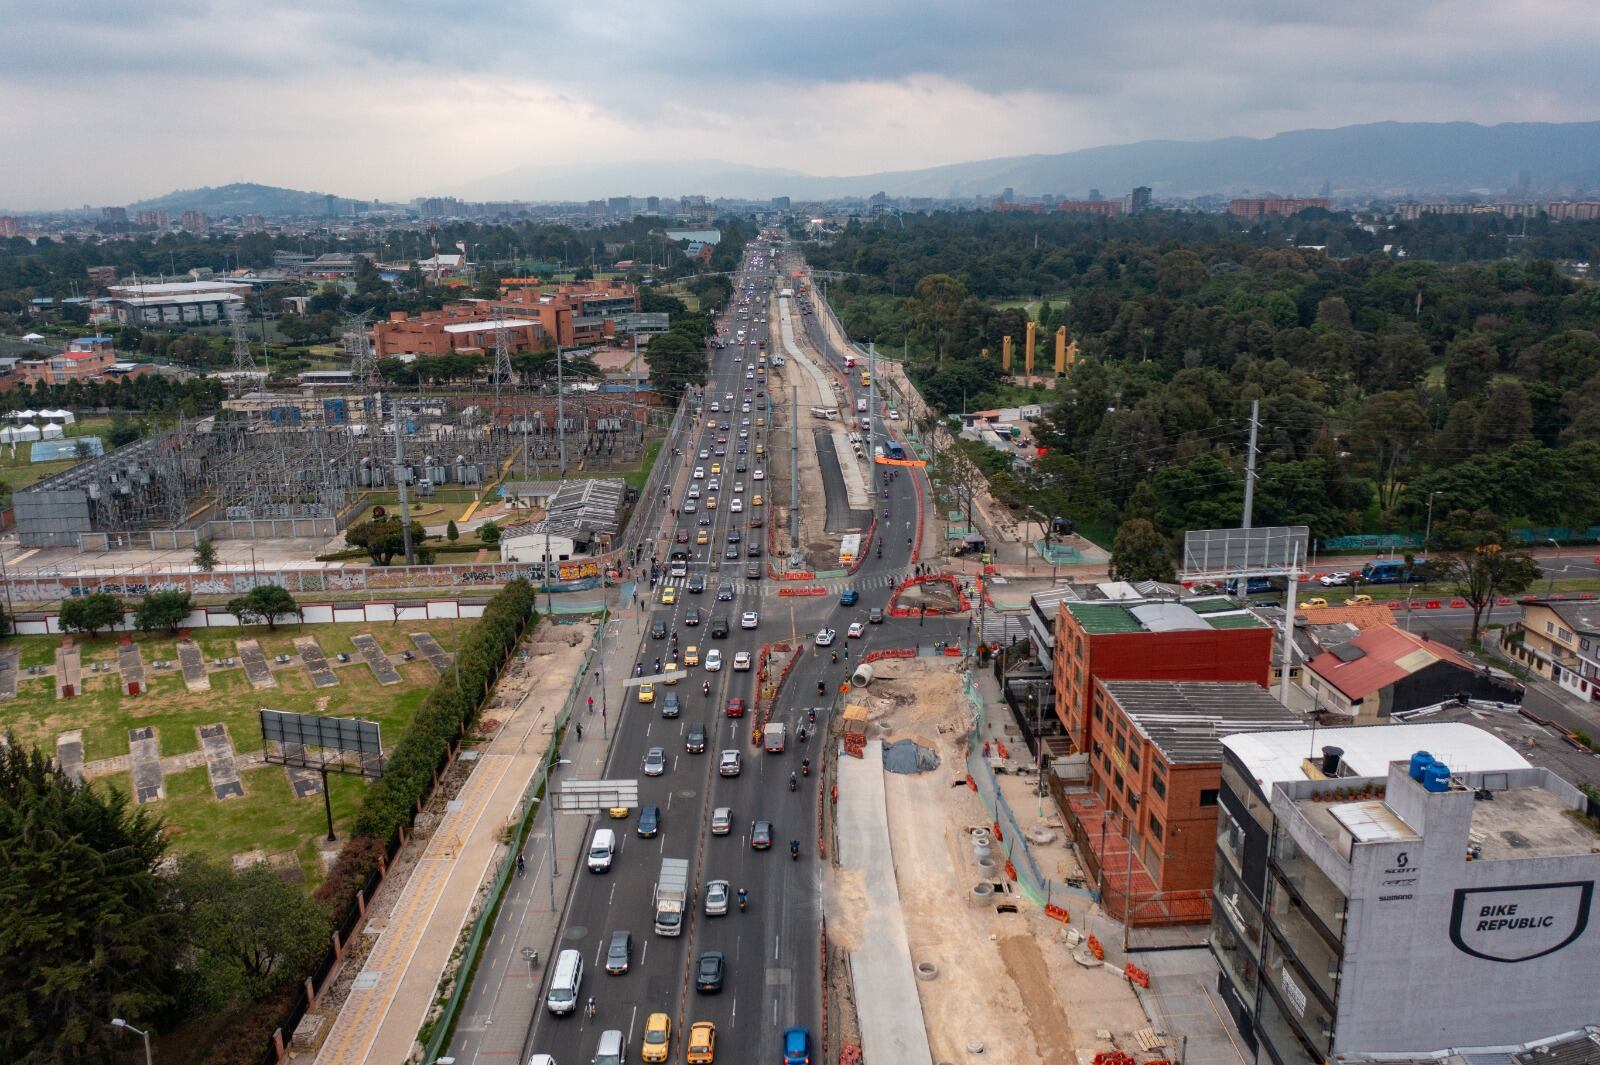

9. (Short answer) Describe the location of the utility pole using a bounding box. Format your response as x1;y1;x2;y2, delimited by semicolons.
1241;398;1260;529
556;346;567;475
790;384;801;568
394;411;416;566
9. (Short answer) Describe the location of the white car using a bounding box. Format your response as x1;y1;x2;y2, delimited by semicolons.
1319;571;1352;587
731;498;744;513
719;750;742;777
704;648;724;672
708;478;720;492
705;879;731;916
683;499;697;513
752;469;765;481
732;651;752;671
740;611;759;629
847;621;866;638
814;628;836;647
687;485;702;499
693;466;706;479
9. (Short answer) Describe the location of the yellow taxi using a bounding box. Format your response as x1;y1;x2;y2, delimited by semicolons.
1345;593;1374;606
696;529;709;545
609;804;630;819
660;586;677;605
706;495;718;509
710;462;722;475
663;662;681;686
684;645;700;667
756;417;765;428
755;444;765;456
638;682;655;704
1303;597;1329;609
687;1021;716;1063
752;495;764;507
641;1012;672;1063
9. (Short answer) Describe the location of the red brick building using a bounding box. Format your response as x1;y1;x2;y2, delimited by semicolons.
1067;680;1301;925
371;279;642;358
1052;597;1274;753
1055;200;1122;216
371;306;549;359
1227;197;1330;220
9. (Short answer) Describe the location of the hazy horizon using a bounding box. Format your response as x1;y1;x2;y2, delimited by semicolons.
4;0;1599;209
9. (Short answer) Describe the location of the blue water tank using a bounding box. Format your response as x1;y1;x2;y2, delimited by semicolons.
1424;762;1451;793
1409;751;1435;782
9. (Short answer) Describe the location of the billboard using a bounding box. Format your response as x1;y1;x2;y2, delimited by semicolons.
1182;526;1309;580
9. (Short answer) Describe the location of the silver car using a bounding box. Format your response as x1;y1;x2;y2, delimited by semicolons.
643;747;666;777
705;879;731;916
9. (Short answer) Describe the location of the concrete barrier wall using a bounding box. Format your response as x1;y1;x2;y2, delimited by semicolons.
12;597;493;636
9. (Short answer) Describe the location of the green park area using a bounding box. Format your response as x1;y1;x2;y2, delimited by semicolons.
0;620;447;886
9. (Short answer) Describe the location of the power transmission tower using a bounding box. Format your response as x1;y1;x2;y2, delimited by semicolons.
344;311;377;387
491;323;515;406
227;304;257;374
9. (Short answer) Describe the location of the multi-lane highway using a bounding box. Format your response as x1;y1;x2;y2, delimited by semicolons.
474;239;961;1065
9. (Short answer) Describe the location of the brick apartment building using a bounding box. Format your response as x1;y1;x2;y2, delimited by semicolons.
1066;680;1302;925
1052;596;1275;753
372;279;641;358
1227;197;1330;220
16;337;118;385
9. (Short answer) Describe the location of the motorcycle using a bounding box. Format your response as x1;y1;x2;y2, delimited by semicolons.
789;772;797;792
703;681;711;696
817;681;826;697
738;889;747;912
789;840;800;861
807;707;816;724
801;759;810;777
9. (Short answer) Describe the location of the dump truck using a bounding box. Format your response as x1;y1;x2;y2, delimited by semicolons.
654;858;690;936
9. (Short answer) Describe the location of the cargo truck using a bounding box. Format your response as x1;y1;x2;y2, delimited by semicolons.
654;858;690;936
764;722;786;753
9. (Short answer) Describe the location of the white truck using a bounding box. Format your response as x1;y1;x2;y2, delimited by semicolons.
855;397;868;413
764;722;787;753
809;406;840;420
654;858;690;936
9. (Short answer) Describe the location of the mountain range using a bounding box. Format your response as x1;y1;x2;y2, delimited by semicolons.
450;121;1600;202
121;121;1600;215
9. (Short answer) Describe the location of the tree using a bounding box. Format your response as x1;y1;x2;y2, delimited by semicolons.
478;520;502;546
192;537;219;572
1350;390;1428;514
171;856;330;1011
0;737;185;1061
345;516;425;566
227;585;301;631
1110;519;1175;582
59;592;125;636
1435;511;1541;641
133;590;193;634
446;519;460;542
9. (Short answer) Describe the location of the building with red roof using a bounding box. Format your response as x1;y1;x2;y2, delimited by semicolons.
1303;625;1521;719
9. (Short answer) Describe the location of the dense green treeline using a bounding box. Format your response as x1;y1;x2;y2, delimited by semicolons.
807;211;1600;544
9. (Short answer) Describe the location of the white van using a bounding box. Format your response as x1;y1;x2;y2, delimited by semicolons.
545;948;584;1015
593;1030;626;1065
587;828;616;873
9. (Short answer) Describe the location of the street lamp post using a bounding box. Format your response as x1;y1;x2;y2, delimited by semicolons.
110;1019;153;1065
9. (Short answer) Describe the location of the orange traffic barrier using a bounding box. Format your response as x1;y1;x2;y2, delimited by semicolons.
1044;903;1071;923
1124;962;1151;987
1087;934;1105;960
1003;859;1017;880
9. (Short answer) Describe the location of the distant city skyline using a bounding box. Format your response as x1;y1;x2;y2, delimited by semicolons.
3;0;1598;209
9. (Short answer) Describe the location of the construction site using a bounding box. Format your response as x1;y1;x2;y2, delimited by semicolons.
13;318;666;551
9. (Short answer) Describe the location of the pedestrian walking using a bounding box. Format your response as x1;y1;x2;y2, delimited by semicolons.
576;722;584;740
587;695;594;713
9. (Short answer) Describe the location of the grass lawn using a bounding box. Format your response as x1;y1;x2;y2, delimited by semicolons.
0;415;115;490
3;621;443;886
623;438;663;492
993;294;1073;319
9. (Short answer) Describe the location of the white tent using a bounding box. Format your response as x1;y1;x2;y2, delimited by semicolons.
40;409;75;424
0;427;14;444
21;333;44;343
14;424;41;442
41;424;64;440
13;409;36;420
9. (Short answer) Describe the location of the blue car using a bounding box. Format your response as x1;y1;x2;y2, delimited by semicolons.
637;804;661;838
783;1026;811;1064
838;588;858;607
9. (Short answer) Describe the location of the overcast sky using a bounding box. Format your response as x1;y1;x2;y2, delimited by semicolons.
3;0;1597;209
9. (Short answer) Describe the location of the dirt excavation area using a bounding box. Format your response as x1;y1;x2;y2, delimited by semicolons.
834;657;1149;1064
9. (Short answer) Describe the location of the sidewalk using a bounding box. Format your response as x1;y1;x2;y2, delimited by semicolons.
310;603;641;1065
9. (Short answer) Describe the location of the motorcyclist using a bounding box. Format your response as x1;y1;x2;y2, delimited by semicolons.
830;650;838;664
516;853;525;876
790;839;800;860
817;680;826;696
807;707;816;723
802;758;811;776
653;657;662;673
586;995;596;1019
738;887;748;911
703;680;711;696
789;772;798;791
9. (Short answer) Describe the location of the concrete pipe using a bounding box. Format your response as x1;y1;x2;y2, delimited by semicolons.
970;883;994;907
916;960;940;980
973;842;992;861
1028;826;1056;846
976;858;997;877
971;827;992;844
967;1039;986;1054
851;663;874;687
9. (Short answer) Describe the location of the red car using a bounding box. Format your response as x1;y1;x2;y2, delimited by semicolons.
675;530;690;543
725;697;745;718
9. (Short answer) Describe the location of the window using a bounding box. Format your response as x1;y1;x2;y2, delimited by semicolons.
1128;748;1141;773
1113;771;1124;793
1546;621;1556;635
1151;767;1167;800
1559;627;1573;642
1094;700;1103;721
1148;815;1163;840
1200;788;1219;807
1114;732;1126;755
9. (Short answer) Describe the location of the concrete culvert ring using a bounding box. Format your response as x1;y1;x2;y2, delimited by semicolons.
1028;826;1055;845
916;960;939;980
976;858;996;875
967;1039;986;1054
970;883;994;906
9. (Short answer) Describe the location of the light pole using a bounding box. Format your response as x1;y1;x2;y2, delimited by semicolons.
1546;539;1562;596
110;1018;153;1065
1422;491;1440;558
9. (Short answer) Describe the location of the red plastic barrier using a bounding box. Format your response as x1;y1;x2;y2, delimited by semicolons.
1044;903;1071;923
943;646;962;656
1450;598;1468;608
1497;597;1515;605
1387;601;1404;611
782;571;816;581
777;586;828;597
1426;600;1442;609
1581;593;1598;601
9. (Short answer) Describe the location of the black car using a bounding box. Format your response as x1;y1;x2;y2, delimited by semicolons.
735;460;748;472
687;574;706;594
710;616;730;638
606;930;633;974
716;583;735;601
724;545;740;560
684;606;702;626
696;950;726;993
726;530;741;544
747;543;762;558
686;723;707;754
637;804;661;838
745;562;762;580
650;620;668;640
